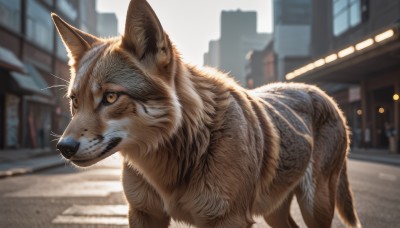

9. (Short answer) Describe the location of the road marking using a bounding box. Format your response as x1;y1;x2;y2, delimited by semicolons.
5;181;122;197
53;215;128;225
53;205;129;225
63;205;128;217
52;204;270;227
379;173;397;181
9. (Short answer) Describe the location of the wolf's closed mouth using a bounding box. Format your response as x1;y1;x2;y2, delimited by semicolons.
71;137;122;163
99;137;122;157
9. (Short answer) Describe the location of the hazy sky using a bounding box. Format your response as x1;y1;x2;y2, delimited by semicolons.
96;0;273;66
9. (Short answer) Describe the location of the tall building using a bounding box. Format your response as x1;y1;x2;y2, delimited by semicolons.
0;0;97;151
97;12;118;38
203;40;220;68
204;10;271;85
220;10;271;85
286;0;400;152
245;41;277;88
273;0;312;81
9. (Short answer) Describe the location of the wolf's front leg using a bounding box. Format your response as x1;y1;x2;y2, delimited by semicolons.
122;162;170;228
128;208;170;228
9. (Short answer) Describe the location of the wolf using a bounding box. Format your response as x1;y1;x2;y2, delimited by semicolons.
53;0;361;227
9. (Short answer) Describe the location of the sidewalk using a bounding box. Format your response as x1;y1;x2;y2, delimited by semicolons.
349;147;400;166
0;148;65;178
1;146;400;179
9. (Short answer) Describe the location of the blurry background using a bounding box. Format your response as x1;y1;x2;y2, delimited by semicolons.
0;0;399;165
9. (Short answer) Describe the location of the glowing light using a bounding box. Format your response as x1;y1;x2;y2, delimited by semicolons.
338;46;355;58
305;64;314;72
286;73;295;80
357;109;362;116
378;107;385;114
375;29;394;42
284;27;398;81
313;59;325;67
394;94;399;101
325;54;338;63
355;38;374;50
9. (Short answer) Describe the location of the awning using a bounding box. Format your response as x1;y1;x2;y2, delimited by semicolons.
9;71;43;95
0;46;26;74
25;64;53;97
286;23;400;84
1;63;53;100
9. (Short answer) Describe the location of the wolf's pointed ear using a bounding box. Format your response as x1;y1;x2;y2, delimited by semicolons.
122;0;172;69
52;13;100;62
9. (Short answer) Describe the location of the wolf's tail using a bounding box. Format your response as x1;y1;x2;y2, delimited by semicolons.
336;161;362;228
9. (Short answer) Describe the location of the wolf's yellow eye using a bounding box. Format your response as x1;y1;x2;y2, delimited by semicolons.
104;92;119;104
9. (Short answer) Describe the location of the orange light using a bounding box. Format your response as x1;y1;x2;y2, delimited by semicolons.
378;107;385;114
325;54;338;63
313;59;325;67
355;38;374;50
285;73;295;80
338;46;355;58
375;29;395;42
356;109;362;115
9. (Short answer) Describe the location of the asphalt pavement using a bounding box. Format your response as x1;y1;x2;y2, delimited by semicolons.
0;155;399;227
1;147;400;179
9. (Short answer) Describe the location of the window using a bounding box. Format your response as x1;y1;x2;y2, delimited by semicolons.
26;0;54;51
333;0;362;36
5;94;20;148
274;0;311;26
56;36;68;61
0;0;21;33
56;0;78;22
41;0;53;6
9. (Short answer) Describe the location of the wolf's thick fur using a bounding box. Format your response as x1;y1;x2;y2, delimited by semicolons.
53;0;361;227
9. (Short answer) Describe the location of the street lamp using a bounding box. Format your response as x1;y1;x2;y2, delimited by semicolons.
393;94;399;101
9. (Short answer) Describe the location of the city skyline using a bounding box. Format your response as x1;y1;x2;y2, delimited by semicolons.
96;0;273;66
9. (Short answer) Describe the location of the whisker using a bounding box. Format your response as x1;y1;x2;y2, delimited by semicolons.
50;131;62;138
50;73;69;83
41;85;68;91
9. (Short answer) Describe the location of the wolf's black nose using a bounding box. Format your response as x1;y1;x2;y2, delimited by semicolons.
57;137;80;159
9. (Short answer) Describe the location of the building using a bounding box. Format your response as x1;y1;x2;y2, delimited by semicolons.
285;0;400;152
245;41;277;88
204;10;271;85
203;40;220;68
273;0;312;81
97;12;118;38
0;0;97;151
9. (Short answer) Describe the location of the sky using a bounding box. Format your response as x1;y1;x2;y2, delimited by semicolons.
96;0;273;66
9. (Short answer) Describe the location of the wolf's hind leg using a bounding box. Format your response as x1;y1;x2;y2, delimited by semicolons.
264;193;299;228
295;175;337;228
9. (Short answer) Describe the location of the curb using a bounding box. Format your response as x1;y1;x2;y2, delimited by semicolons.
0;158;65;179
348;154;400;166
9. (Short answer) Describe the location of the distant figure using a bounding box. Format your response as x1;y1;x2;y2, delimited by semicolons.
364;126;371;149
385;122;397;153
39;128;45;148
353;127;362;148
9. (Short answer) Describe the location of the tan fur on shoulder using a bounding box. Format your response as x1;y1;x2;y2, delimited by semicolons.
53;0;361;227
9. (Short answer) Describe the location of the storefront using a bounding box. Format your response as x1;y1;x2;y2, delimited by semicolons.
286;24;400;153
0;46;54;150
22;64;54;149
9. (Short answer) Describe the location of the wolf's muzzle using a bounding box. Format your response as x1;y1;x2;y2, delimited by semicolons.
57;137;80;159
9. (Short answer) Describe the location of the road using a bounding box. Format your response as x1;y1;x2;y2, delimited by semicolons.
0;156;399;228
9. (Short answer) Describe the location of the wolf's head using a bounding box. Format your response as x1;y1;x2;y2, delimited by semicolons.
53;0;182;167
